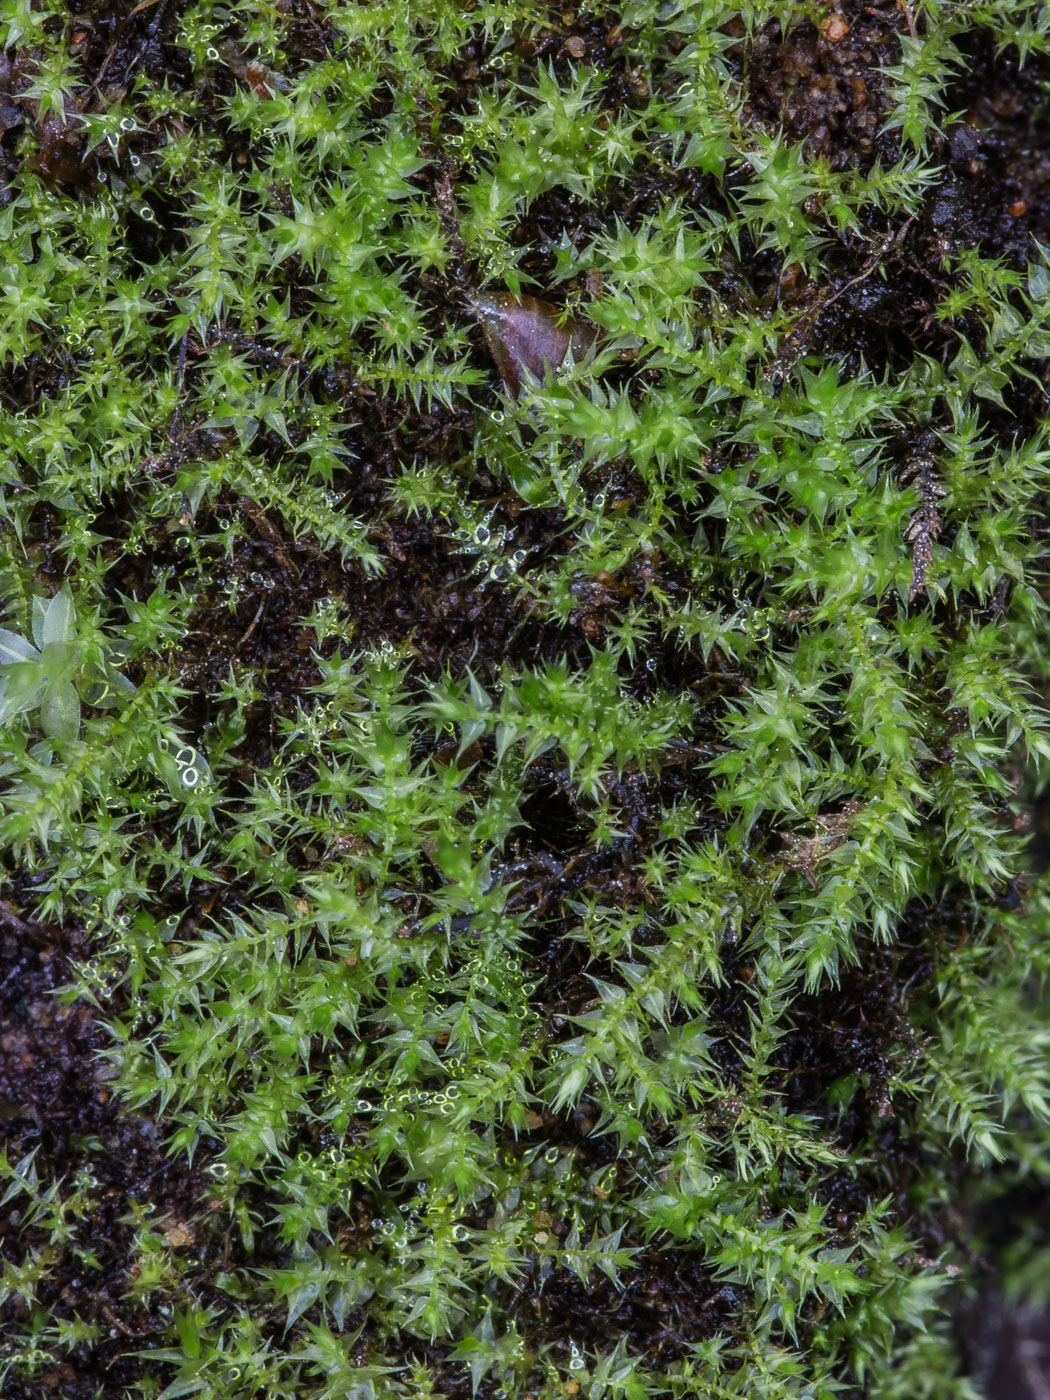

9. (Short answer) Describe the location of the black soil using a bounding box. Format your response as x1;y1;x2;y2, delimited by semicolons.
0;906;203;1398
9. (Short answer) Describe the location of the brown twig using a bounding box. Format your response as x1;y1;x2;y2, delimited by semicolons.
92;0;167;90
238;598;267;648
766;216;918;386
900;438;946;601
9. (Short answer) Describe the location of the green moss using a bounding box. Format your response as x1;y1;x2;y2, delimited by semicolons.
2;0;1050;1396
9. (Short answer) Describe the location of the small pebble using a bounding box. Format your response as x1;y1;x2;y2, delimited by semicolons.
565;35;587;59
821;14;849;41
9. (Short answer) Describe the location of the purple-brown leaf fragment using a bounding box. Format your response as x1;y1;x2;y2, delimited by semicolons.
469;291;596;398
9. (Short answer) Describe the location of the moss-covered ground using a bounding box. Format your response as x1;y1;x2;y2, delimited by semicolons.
3;1;1050;1396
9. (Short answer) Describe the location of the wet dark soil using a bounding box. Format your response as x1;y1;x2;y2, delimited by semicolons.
0;901;306;1399
0;906;201;1397
745;0;900;164
3;2;1050;1396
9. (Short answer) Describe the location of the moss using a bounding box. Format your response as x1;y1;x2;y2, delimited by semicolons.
2;0;1050;1396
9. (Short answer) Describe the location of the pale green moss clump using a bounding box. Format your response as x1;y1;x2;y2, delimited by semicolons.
3;1;1050;1397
